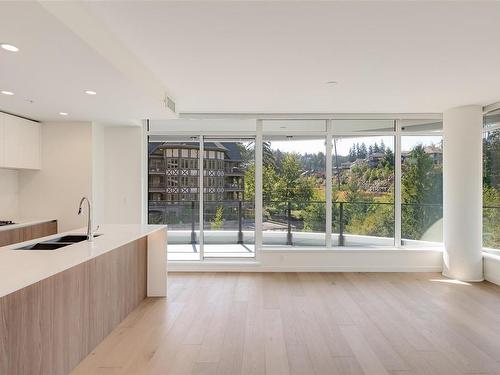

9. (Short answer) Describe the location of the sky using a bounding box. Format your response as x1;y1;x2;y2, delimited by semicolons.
270;136;442;156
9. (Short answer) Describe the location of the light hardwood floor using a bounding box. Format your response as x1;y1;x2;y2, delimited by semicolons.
72;272;500;375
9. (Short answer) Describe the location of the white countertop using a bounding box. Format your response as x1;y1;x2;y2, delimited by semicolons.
0;218;57;232
0;224;167;298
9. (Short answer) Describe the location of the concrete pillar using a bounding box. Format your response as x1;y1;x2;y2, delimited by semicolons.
443;105;483;281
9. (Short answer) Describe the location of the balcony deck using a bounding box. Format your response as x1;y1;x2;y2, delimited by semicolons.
168;244;255;260
167;230;443;261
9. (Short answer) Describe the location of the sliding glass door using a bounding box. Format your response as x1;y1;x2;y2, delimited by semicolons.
148;136;201;260
147;135;256;260
202;138;255;258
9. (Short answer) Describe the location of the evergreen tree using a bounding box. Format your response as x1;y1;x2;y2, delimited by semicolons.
401;145;442;240
348;146;356;162
383;148;394;169
359;143;368;159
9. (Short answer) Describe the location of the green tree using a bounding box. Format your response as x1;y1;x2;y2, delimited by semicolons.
401;145;442;240
274;154;315;204
244;164;277;202
210;206;224;230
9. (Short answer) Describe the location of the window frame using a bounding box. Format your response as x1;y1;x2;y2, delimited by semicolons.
146;114;443;262
482;111;500;252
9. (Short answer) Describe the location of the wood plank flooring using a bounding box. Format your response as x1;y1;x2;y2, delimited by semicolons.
71;273;500;375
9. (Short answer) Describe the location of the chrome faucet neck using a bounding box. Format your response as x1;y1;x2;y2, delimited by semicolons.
77;197;94;241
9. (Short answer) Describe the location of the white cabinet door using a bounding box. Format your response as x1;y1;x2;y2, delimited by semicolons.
3;115;22;168
21;120;41;169
1;113;41;170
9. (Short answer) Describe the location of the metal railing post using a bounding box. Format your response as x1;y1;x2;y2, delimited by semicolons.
190;200;196;244
237;200;243;244
338;202;345;246
286;201;293;246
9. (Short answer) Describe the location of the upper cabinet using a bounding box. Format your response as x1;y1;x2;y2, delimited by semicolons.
0;112;41;170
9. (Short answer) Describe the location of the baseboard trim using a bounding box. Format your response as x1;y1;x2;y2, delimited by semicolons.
168;263;443;273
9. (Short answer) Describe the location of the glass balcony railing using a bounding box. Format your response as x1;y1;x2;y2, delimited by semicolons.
147;200;457;248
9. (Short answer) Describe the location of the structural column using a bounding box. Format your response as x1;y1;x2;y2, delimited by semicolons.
443;105;483;281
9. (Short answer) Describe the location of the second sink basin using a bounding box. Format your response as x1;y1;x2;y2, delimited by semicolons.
49;235;100;243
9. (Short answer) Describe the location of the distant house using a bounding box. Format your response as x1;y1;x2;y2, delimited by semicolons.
350;158;366;170
340;161;352;169
368;152;385;168
424;145;443;165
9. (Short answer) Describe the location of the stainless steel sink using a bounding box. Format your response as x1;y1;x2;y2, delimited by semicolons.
13;234;102;250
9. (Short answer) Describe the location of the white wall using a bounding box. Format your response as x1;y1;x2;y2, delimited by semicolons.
484;254;500;286
170;249;444;272
0;169;19;218
92;125;143;225
92;123;105;226
442;105;483;281
18;122;93;232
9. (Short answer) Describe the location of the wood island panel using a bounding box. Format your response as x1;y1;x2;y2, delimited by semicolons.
0;236;147;375
0;220;58;247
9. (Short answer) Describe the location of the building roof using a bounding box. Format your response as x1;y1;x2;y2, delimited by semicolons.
148;141;243;161
219;142;243;161
424;145;443;154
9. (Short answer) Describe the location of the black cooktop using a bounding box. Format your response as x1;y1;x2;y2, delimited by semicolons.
0;220;15;226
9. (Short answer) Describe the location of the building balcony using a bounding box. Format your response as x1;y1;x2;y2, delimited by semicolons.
224;167;245;176
148;167;165;174
224;183;244;191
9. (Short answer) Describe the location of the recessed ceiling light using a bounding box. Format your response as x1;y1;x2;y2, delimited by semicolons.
1;90;14;96
326;81;338;85
59;112;68;116
1;43;19;52
84;90;97;95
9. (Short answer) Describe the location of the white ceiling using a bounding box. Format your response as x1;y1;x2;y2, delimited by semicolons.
0;1;174;124
86;1;500;115
1;1;500;122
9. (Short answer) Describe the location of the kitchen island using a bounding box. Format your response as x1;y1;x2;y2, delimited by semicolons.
0;224;167;375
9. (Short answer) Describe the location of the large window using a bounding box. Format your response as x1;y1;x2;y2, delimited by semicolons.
262;135;326;247
400;120;443;246
483;110;500;250
147;117;444;259
332;135;395;247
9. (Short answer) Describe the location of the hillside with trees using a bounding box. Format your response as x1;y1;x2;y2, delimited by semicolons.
244;140;444;243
